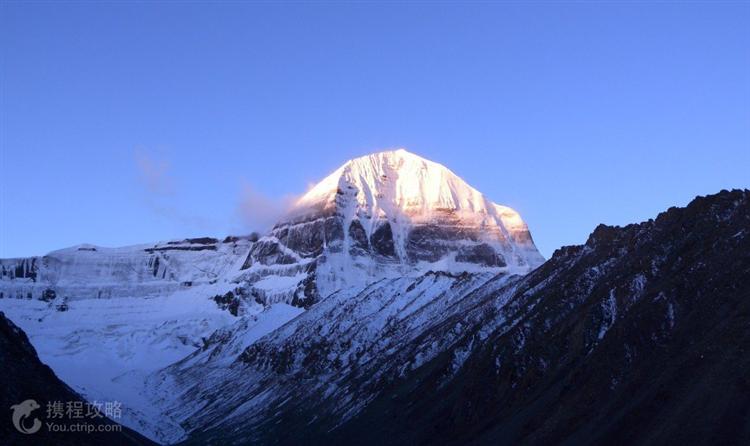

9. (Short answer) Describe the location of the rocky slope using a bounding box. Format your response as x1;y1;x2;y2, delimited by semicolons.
165;189;749;445
318;189;750;446
146;270;510;439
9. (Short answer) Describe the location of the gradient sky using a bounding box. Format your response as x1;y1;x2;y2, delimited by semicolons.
1;2;748;259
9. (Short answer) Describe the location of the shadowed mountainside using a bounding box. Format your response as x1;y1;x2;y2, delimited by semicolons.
180;189;749;446
333;189;750;446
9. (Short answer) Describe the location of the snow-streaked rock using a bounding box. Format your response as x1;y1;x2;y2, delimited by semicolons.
145;270;522;442
239;149;544;306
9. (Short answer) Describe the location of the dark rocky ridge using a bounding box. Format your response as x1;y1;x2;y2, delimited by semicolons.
182;189;750;446
332;189;750;446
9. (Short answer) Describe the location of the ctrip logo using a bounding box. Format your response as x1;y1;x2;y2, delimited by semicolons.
10;399;42;434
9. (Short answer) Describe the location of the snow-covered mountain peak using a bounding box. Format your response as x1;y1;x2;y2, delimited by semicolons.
286;148;540;260
292;148;496;220
241;149;545;304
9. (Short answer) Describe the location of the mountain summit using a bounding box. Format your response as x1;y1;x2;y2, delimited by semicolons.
292;149;540;262
240;149;544;305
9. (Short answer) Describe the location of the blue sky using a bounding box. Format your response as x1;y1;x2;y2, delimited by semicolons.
1;2;748;259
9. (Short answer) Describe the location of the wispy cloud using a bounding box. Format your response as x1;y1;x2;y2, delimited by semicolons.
236;181;299;233
133;148;213;232
135;149;174;196
134;148;301;237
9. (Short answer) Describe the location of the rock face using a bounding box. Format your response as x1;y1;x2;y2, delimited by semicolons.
158;189;749;446
238;149;544;306
0;312;155;445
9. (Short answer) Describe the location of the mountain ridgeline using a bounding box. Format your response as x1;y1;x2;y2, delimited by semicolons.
0;150;543;312
0;149;746;446
330;188;750;446
155;189;749;445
